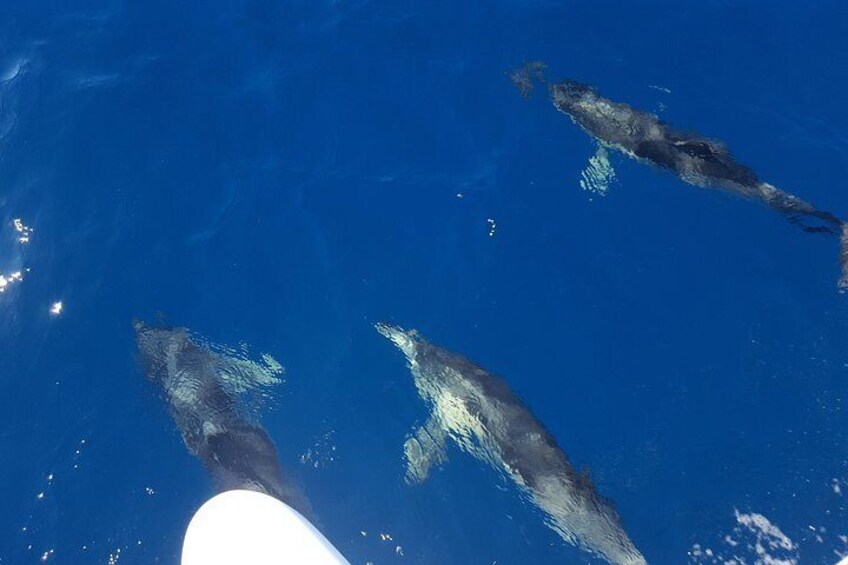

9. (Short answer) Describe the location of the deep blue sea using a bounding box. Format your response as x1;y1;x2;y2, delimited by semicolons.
2;1;848;563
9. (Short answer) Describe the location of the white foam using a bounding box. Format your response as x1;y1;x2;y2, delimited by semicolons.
689;510;798;565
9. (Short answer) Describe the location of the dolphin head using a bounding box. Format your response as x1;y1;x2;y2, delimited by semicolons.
377;322;446;402
134;320;192;384
550;80;595;111
554;79;593;97
375;322;420;361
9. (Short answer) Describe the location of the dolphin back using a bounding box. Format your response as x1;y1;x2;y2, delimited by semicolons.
134;321;312;516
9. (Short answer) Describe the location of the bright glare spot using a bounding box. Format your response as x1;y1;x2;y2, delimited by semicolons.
13;218;33;244
0;271;24;292
2;219;32;293
50;302;63;316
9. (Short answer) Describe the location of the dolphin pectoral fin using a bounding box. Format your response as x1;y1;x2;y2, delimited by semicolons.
403;418;448;485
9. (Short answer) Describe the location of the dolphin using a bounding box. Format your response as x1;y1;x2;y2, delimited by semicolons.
511;63;848;291
376;322;646;565
134;320;313;516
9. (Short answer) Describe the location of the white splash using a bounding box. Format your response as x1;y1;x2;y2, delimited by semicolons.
735;510;796;559
689;510;798;565
49;302;63;316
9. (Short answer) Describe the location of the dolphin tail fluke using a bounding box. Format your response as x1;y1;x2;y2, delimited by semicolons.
757;183;842;235
757;183;848;290
839;223;848;293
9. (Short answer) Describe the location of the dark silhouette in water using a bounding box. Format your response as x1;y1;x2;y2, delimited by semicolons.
511;63;848;291
134;320;313;516
509;61;547;99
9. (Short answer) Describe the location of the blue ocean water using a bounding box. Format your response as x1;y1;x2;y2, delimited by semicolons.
1;1;847;563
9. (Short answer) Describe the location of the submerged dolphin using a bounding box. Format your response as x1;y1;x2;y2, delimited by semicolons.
134;320;312;516
376;323;646;565
511;63;848;291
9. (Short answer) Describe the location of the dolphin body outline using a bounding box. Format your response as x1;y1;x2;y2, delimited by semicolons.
134;320;313;517
377;322;647;565
512;63;848;291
